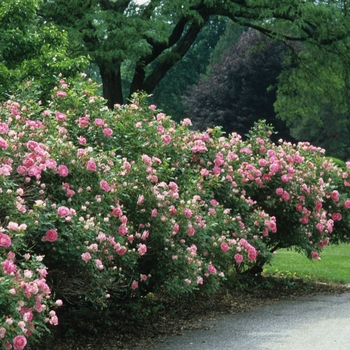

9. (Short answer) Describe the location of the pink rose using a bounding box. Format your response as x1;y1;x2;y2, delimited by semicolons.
86;158;97;171
0;233;11;247
281;191;290;201
1;259;17;274
0;137;8;150
0;123;9;133
181;118;192;126
118;225;128;236
344;200;350;209
78;116;89;127
281;175;289;183
103;128;113;137
55;112;66;121
7;222;19;231
57;164;69;177
187;227;195;236
258;159;268;167
197;276;203;285
137;195;144;205
275;188;284;196
248;248;257;261
56;91;66;97
296;203;303;212
234;253;243;263
13;335;27;350
220;243;229;252
331;190;339;202
208;264;217;274
95;259;104;270
94;118;104;127
57;206;70;217
100;180;110;192
27;165;41;178
331;212;342;221
17;166;27;175
56;299;63;306
311;251;320;260
116;247;127;256
131;280;138;290
184;208;192;218
78;136;86;145
44;229;58;242
316;223;324;232
151;208;158;217
138;244;147;255
162;134;171;145
81;252;91;263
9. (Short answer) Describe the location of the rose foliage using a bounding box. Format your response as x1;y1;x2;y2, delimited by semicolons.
1;74;350;348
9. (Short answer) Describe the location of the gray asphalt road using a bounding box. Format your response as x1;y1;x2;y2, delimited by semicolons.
137;293;350;350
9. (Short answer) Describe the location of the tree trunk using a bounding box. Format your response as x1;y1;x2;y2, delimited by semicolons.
99;62;124;108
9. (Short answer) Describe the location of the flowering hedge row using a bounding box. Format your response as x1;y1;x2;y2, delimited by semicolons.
1;74;350;348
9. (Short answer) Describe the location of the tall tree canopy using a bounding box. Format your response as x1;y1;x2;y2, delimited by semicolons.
182;29;293;142
0;0;87;100
40;0;350;110
148;16;229;122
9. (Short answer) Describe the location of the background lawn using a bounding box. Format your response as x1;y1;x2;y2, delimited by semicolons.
263;244;350;284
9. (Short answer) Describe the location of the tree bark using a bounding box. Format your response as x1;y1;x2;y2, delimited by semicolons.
99;62;124;108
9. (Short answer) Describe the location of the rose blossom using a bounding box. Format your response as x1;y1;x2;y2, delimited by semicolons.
57;164;69;177
95;259;103;270
234;253;243;263
81;252;91;263
138;244;147;255
57;206;70;217
1;259;17;274
103;128;113;136
55;111;66;121
0;137;8;150
311;251;320;260
94;118;104;126
131;280;138;290
0;122;9;133
86;158;97;171
78;136;86;145
331;190;339;202
0;233;11;247
162;134;171;145
275;188;284;196
13;335;27;350
208;264;217;274
56;91;66;97
220;243;229;252
44;229;58;242
100;180;110;192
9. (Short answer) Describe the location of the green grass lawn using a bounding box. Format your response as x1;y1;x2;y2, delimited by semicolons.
263;244;350;284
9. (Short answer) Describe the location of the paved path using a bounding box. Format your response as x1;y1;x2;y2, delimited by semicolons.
138;293;350;350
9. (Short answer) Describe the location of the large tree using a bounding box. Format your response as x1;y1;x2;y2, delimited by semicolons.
182;29;293;142
40;0;350;109
148;16;229;122
0;0;87;101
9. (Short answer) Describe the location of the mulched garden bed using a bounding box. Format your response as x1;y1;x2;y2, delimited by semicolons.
37;276;350;350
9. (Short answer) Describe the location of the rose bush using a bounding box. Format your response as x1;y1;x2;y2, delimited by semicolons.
1;73;350;347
